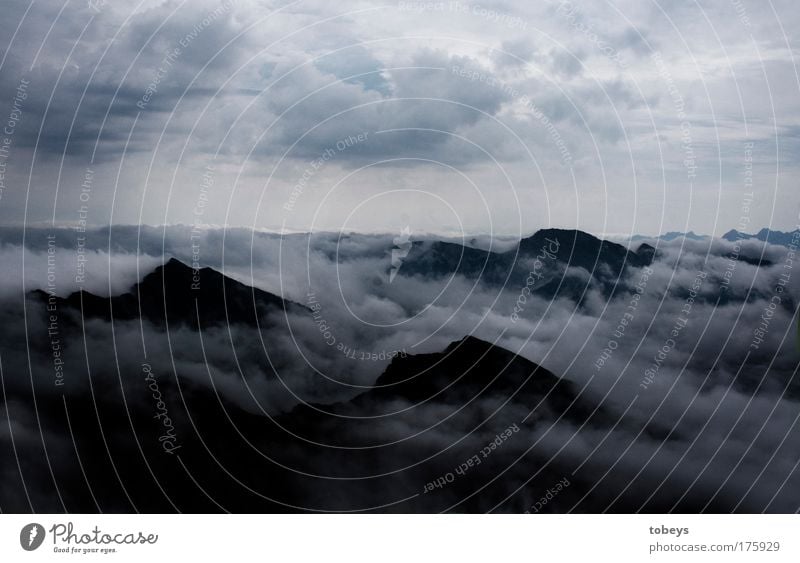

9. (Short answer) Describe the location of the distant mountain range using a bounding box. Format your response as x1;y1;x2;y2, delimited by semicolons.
29;227;777;318
629;231;709;242
628;228;799;248
393;227;764;304
722;228;800;247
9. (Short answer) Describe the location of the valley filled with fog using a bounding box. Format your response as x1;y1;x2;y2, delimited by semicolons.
1;225;797;512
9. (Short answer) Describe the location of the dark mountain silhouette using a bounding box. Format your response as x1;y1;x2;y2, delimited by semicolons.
397;228;654;302
520;228;652;272
369;335;569;403
31;258;302;329
280;335;602;443
7;300;708;514
635;243;657;264
5;330;598;512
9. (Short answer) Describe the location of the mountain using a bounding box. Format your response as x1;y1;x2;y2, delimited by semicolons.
371;335;572;403
282;335;601;437
32;257;302;329
520;228;653;272
630;231;709;242
7;329;600;512
635;242;656;264
397;228;654;302
722;228;799;248
8;261;741;513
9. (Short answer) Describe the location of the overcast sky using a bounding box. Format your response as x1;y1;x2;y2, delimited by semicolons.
0;0;798;237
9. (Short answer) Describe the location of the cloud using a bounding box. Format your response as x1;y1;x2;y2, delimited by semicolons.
0;0;797;232
0;228;798;511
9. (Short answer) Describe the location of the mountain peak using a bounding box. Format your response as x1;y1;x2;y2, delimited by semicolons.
33;259;299;329
444;334;495;354
373;336;559;397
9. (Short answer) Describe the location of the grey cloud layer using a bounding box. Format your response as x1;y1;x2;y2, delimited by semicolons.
0;1;797;233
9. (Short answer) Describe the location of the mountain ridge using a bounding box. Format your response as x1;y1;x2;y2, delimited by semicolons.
31;257;303;329
722;228;799;248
